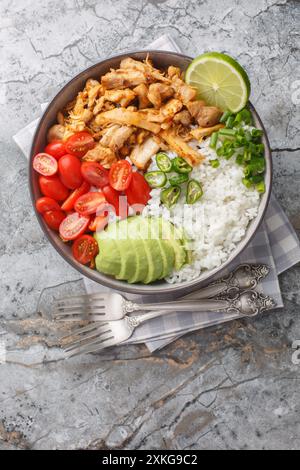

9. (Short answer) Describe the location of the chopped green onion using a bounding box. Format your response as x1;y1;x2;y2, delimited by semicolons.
242;177;252;189
172;157;193;174
210;159;220;168
145;171;167;188
186;180;203;205
248;174;264;184
169;173;189;186
256;181;266;193
218;128;237;138
236;155;244;165
226;116;235;129
209;132;219;149
251;129;263;138
156;152;172;173
243;149;252;162
160;186;181;208
220;110;232;123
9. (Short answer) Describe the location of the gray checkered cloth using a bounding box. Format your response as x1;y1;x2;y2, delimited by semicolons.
14;35;300;352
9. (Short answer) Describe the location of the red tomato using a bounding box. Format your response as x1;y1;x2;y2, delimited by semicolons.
39;175;69;201
43;210;66;231
33;153;58;176
36;197;61;214
59;212;90;241
109;160;132;191
44;141;66;160
102;185;128;217
125;172;151;206
61;181;90;211
58;154;83;189
75;191;107;216
72;235;99;265
89;215;108;232
81;162;109;188
65;132;95;158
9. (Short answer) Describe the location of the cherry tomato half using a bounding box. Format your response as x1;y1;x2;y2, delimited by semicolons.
125;172;151;206
89;215;108;232
33;153;58;176
39;175;69;201
102;185;128;218
65;132;95;158
43;210;66;231
59;212;90;241
81;161;109;188
58;154;83;189
61;181;90;212
36;197;61;214
109;160;132;191
72;235;99;265
44;141;66;160
75;191;107;216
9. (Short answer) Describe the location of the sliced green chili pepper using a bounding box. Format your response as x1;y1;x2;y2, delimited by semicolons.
172;157;193;174
145;171;167;188
186;180;203;205
156;152;172;173
160;186;181;208
169;173;189;186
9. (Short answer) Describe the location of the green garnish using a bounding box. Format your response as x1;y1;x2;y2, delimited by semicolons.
256;181;266;193
160;186;181;208
220;110;232;123
169;173;189;186
218;128;237;138
172;157;193;174
209;132;219;149
145;171;167;188
156;152;172;173
186;180;203;205
226;115;235;129
210;159;220;168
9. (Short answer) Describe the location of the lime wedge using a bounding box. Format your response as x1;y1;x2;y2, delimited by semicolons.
185;52;251;113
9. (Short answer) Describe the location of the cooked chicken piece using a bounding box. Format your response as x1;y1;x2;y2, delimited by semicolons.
190;123;225;140
82;143;117;168
85;78;100;90
186;100;206;118
167;65;182;79
101;69;146;89
133;84;151;109
72;92;87;115
65;120;87;135
100;125;135;150
171;76;197;104
147;83;174;108
87;83;102;108
136;129;150;145
69;108;93;123
130;137;160;170
93;96;106;115
57;111;65;126
160;98;183;119
95;108;161;134
120;56;170;83
104;88;136;107
47;124;66;142
173;110;192;127
196;106;223;128
160;129;204;166
139;109;166;123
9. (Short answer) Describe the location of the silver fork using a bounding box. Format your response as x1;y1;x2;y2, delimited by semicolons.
62;290;276;357
53;264;270;322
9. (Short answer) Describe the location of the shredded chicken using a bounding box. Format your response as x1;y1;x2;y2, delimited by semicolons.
104;89;136;107
133;84;151;109
130;137;160;170
101;69;147;89
190;124;225;139
100;125;135;150
173;110;192;127
82;144;117;168
95;108;161;134
187;101;222;127
170;76;197;104
147;83;174;108
160;129;204;166
47;124;65;142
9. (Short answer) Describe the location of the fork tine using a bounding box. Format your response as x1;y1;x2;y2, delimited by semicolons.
64;330;114;353
54;304;106;312
61;322;107;341
66;337;118;358
53;308;106;318
54;293;107;305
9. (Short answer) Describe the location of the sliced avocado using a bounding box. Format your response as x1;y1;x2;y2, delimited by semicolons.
158;218;187;270
142;239;164;284
127;239;148;284
115;239;137;281
95;239;121;276
157;239;175;279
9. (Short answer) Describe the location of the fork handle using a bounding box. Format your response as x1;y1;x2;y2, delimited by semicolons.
128;299;229;324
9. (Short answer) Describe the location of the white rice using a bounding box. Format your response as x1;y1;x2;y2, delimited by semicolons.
142;137;261;284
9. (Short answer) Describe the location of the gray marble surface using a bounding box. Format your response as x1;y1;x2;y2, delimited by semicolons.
0;0;300;450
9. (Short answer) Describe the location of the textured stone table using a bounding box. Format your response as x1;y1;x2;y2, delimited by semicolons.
0;0;300;450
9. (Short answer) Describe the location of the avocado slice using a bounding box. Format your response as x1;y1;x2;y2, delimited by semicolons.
127;239;148;284
95;238;121;277
157;239;175;279
154;217;187;271
115;239;136;281
142;239;164;284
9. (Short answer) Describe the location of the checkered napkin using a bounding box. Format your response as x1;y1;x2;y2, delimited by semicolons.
14;34;300;352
